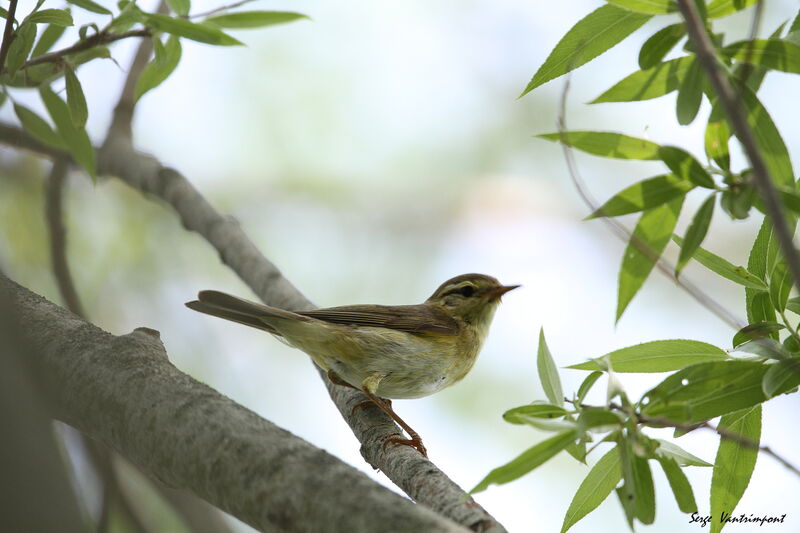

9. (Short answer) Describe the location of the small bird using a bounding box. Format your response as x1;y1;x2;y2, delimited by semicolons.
186;273;518;457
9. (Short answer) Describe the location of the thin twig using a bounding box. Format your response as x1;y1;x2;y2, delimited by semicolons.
45;159;86;318
110;0;169;139
190;0;255;19
556;74;745;330
22;29;151;70
677;0;800;294
0;0;19;74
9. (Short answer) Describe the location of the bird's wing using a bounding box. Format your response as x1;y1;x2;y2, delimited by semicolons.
298;304;459;335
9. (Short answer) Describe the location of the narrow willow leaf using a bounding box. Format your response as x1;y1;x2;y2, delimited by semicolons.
769;262;791;312
786;295;800;315
536;131;660;160
13;103;64;148
676;195;715;274
606;0;675;14
522;5;651;95
639;24;685;69
28;9;74;26
560;447;622;533
592;56;693;103
503;409;577;432
503;403;568;422
6;22;37;74
205;11;307;29
740;87;794;188
471;430;576;493
40;86;96;179
746;219;779;328
537;329;564;407
135;35;182;101
620;445;655;524
707;0;761;19
676;57;703;125
166;0;190;17
568;339;728;373
705;103;730;170
723;38;800;74
617;198;683;321
655;439;712;466
64;67;88;128
641;361;799;423
145;13;243;46
32;23;66;57
763;359;800;398
576;371;603;403
732;322;785;348
589;175;692;218
67;0;112;15
657;457;698;513
658;146;715;188
577;408;623;431
710;406;761;533
735;338;793;361
672;235;768;290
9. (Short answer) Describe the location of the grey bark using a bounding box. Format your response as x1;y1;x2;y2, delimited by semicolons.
1;273;468;533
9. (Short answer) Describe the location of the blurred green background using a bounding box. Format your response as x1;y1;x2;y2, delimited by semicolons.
1;0;799;531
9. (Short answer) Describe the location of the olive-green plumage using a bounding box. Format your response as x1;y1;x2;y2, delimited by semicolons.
186;273;518;456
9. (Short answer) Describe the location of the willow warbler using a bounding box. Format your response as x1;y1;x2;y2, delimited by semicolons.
186;273;518;457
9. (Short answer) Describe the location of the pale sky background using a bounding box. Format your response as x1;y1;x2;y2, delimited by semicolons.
2;0;800;531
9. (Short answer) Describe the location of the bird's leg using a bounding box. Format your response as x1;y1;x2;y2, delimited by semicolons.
360;374;427;457
326;369;358;390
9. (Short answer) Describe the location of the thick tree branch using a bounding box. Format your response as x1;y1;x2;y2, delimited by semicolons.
1;273;468;533
677;0;800;293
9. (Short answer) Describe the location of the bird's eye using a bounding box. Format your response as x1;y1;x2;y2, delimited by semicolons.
458;285;475;297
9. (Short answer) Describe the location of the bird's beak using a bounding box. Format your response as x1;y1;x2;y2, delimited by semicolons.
486;284;521;301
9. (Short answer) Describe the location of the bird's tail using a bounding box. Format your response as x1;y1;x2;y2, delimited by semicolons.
185;290;301;334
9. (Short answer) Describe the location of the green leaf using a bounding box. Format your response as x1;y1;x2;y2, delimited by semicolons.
707;0;761;19
6;22;37;74
13;103;64;149
560;446;622;533
735;337;793;361
537;329;564;407
135;35;182;101
31;23;66;57
568;339;728;373
657;457;698;513
676;195;715;274
64;66;88;128
166;0;190;17
39;86;96;179
27;9;74;26
710;406;761;533
503;403;568;422
763;359;800;398
705;103;731;170
617;198;683;321
592;56;693;103
786;295;800;315
144;13;243;46
732;322;785;348
641;361;800;423
723;38;800;74
589;174;692;219
618;442;655;525
606;0;676;14
672;234;768;290
576;371;604;403
676;58;703;125
769;262;791;312
536;131;660;160
471;430;576;493
740;87;794;188
658;146;715;188
67;0;111;15
639;23;685;69
205;11;307;29
522;5;651;95
577;408;623;431
654;439;712;466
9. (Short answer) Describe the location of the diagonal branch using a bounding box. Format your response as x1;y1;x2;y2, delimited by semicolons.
0;0;19;74
1;273;468;533
676;0;800;293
